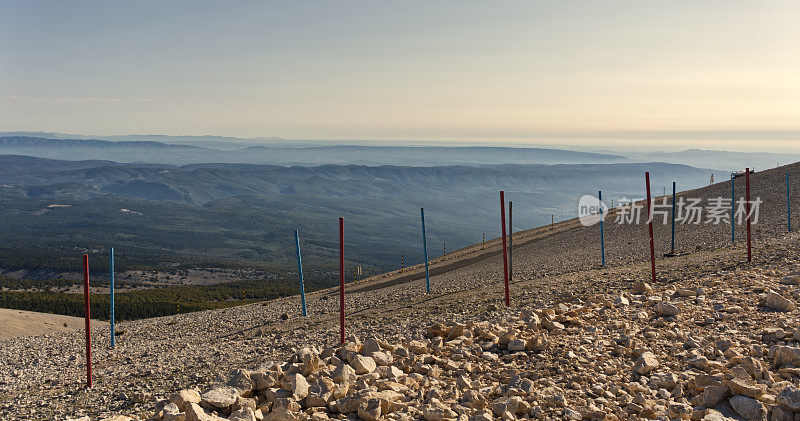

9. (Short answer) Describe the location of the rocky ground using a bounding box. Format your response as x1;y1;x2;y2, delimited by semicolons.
3;162;800;420
2;227;800;420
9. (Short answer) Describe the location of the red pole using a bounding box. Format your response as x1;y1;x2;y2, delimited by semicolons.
645;172;656;283
500;191;510;306
82;254;92;388
338;217;345;345
746;168;752;262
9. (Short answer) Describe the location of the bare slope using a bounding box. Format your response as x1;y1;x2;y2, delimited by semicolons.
1;161;799;419
347;160;799;295
0;308;108;340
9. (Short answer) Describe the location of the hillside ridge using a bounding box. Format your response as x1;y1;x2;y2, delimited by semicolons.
2;161;800;420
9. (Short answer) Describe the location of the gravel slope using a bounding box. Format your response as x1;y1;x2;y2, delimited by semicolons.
1;162;799;419
0;309;108;341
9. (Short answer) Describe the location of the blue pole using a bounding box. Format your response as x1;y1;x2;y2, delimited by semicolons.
294;230;307;316
598;190;605;267
109;247;115;347
731;177;735;244
788;172;792;232
671;182;676;253
421;208;430;294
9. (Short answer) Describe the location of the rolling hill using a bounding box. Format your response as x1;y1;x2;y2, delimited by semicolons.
0;155;716;281
0;136;628;166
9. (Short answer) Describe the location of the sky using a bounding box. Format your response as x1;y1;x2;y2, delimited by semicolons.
1;1;799;150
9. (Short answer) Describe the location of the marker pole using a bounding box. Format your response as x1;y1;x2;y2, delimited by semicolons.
500;191;510;306
338;217;345;344
670;182;676;254
599;191;605;267
110;248;115;347
788;172;792;232
746;168;752;262
645;172;656;282
82;254;92;388
731;177;735;244
420;208;430;294
294;230;307;317
508;201;513;279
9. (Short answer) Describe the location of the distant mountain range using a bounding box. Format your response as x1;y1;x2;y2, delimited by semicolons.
0;154;711;206
0;136;628;166
636;149;798;172
2;133;798;171
0;132;781;281
0;131;287;149
0;154;716;279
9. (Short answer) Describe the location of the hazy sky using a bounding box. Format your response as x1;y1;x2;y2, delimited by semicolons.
2;1;799;147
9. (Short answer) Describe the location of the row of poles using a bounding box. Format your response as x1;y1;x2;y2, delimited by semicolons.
292;192;517;346
279;165;782;347
637;169;764;287
78;168;793;387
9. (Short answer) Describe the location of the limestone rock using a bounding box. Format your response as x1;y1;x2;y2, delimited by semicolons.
281;373;309;400
633;352;659;375
251;370;281;390
362;338;382;356
357;398;382;421
200;387;238;409
668;402;692;419
771;346;800;367
186;403;226;421
507;339;526;352
700;385;729;408
263;406;304;421
780;272;800;285
770;406;794;421
306;379;334;407
423;405;457;421
654;301;681;317
765;291;796;312
724;378;765;399
634;281;653;295
349;355;377;375
171;389;201;412
228;408;257;421
227;369;254;392
162;403;186;421
728;395;765;421
371;351;393;366
333;363;357;383
776;385;800;411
